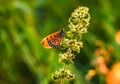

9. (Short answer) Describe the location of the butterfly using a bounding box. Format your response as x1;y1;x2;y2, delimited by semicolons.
41;28;64;48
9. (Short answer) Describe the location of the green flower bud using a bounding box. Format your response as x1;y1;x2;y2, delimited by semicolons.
69;6;90;32
59;52;74;65
52;69;75;80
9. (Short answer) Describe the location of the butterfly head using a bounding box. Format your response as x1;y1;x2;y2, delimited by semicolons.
59;28;65;38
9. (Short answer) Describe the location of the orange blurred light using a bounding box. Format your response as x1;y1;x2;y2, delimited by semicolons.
106;62;120;84
115;30;120;45
85;69;96;80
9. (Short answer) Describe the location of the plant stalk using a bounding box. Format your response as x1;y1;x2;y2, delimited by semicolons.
60;64;66;84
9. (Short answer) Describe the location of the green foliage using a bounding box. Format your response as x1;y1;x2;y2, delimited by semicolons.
0;0;120;84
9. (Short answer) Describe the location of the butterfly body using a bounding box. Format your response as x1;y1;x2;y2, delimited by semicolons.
41;29;64;48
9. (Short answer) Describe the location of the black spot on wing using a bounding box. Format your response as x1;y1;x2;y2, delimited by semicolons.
47;37;49;41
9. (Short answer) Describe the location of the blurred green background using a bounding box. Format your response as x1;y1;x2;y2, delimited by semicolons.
0;0;120;84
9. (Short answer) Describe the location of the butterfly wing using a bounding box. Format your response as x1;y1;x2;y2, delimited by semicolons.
41;29;64;48
48;35;61;48
41;37;51;48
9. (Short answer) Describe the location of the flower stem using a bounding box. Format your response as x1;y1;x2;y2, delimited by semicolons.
60;64;66;84
60;78;64;84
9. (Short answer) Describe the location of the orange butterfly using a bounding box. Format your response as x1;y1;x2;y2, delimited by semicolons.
41;29;64;48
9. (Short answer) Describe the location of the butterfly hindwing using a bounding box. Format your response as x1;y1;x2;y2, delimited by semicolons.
48;34;61;48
